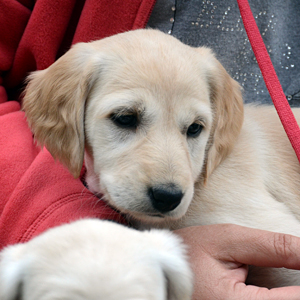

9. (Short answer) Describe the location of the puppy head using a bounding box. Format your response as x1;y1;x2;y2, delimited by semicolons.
23;29;243;224
0;220;193;300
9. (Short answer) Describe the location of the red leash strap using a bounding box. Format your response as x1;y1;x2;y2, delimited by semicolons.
237;0;300;163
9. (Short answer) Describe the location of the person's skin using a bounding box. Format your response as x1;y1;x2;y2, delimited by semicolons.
175;224;300;300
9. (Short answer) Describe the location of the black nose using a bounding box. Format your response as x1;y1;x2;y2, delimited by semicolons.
149;184;183;213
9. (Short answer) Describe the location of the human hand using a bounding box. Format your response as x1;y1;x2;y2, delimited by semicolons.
175;224;300;300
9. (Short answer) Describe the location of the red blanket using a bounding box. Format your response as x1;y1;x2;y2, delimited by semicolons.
0;0;156;249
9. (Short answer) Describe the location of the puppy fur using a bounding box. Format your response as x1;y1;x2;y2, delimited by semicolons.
20;29;300;289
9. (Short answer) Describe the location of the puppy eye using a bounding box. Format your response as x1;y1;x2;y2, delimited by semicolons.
111;114;138;129
187;123;203;138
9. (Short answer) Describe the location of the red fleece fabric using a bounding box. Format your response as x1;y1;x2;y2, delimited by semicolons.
0;0;156;249
0;101;125;247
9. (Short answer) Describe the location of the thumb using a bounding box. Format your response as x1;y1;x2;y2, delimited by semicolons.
176;224;300;270
212;224;300;270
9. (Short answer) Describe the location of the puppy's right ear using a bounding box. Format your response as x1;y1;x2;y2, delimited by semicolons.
23;43;101;178
0;244;26;300
197;48;244;181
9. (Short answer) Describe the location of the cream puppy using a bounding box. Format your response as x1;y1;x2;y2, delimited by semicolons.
0;219;192;300
3;28;300;293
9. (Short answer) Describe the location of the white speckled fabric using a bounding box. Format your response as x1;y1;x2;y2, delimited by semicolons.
148;0;300;105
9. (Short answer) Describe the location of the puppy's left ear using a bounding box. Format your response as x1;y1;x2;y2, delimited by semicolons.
199;48;244;180
23;43;101;178
151;231;193;300
0;244;26;300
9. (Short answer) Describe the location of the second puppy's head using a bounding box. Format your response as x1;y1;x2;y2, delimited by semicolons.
23;29;243;224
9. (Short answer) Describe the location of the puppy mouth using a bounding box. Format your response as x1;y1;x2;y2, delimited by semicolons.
83;178;183;221
132;211;166;218
113;205;168;220
124;210;172;227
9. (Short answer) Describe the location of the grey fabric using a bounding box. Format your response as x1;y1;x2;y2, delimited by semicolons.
148;0;300;105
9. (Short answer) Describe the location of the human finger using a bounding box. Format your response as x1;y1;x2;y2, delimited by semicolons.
176;224;300;270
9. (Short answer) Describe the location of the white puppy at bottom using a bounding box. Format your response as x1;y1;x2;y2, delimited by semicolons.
0;219;192;300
